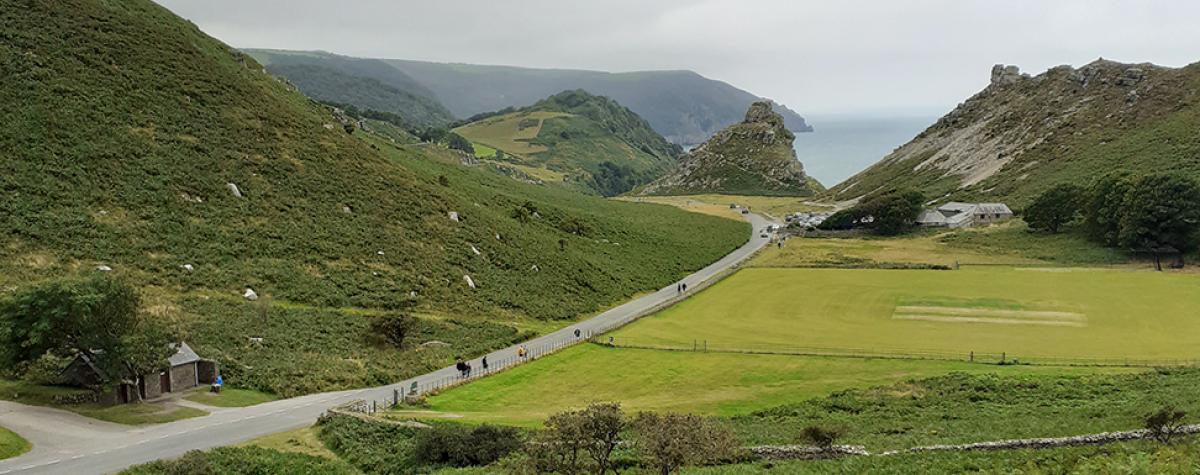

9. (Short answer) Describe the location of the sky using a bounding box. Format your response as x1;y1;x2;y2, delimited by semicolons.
158;0;1200;117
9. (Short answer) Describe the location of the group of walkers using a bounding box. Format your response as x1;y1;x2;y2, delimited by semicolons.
455;355;490;378
676;282;688;294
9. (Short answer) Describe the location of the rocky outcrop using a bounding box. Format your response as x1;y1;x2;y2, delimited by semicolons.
638;101;817;196
827;59;1195;206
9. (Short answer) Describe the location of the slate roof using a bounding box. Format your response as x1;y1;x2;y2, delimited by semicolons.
168;342;201;366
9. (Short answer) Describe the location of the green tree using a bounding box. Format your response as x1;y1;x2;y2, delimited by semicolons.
0;275;174;392
1117;174;1200;270
860;189;924;236
1024;183;1085;233
529;403;626;475
446;132;475;155
1083;173;1133;246
632;412;740;475
367;313;414;349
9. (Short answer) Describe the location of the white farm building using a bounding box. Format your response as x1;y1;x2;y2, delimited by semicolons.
916;202;1013;228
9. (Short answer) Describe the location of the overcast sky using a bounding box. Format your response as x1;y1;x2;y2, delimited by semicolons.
158;0;1200;117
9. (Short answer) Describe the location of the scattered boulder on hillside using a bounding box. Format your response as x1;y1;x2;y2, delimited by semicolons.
464;275;476;289
243;288;259;301
448;211;460;222
181;193;203;203
96;265;112;272
421;340;451;349
341;205;353;214
470;245;481;256
226;182;244;198
531;264;540;272
180;264;194;272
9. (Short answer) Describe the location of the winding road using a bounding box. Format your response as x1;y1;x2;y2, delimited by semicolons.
0;211;776;475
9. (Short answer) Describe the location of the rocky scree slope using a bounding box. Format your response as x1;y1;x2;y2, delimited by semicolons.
638;101;820;196
827;60;1200;206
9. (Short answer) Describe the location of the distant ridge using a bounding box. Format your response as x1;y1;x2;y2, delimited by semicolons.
245;49;812;145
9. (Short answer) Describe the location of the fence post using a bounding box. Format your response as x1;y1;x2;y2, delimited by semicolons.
970;351;974;363
1001;352;1005;364
372;400;377;413
704;340;707;353
394;389;399;406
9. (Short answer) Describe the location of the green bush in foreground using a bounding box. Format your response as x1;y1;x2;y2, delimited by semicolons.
120;446;357;475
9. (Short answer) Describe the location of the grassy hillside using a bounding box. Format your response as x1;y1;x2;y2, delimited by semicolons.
455;90;681;196
252;50;455;128
266;63;455;128
828;61;1200;207
245;50;813;145
0;0;747;394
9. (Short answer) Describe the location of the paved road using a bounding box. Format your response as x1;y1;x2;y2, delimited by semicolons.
0;212;776;475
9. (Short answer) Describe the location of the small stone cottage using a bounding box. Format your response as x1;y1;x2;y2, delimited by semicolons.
916;202;1013;228
61;342;219;405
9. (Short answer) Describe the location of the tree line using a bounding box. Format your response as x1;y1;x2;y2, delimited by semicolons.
1024;173;1200;270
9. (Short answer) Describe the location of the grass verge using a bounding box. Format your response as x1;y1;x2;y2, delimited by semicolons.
184;388;277;408
0;426;30;461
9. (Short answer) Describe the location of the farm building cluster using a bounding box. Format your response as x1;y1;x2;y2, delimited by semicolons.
61;342;219;405
916;202;1013;228
785;212;833;228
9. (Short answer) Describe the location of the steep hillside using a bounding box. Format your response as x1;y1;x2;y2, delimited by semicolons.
638;102;820;197
827;61;1200;206
254;51;455;127
244;49;812;145
454;90;680;196
0;0;748;394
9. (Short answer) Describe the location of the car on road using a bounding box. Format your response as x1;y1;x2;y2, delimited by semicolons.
741;209;750;214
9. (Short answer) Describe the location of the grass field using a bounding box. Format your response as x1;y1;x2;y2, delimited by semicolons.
614;267;1200;361
0;379;207;425
415;345;1119;425
619;194;833;220
0;426;30;461
454;111;571;157
470;142;497;158
185;388;277;408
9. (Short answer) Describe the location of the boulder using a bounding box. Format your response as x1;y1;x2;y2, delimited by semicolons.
420;340;451;349
180;264;194;272
448;211;460;222
96;265;113;272
470;245;481;256
464;275;476;289
990;64;1024;86
341;205;353;214
226;182;243;198
243;288;259;301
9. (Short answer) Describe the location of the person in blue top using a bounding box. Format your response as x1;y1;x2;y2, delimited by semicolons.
212;374;224;393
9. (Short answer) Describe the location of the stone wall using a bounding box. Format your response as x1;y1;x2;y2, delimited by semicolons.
197;360;219;385
170;362;198;391
143;373;164;399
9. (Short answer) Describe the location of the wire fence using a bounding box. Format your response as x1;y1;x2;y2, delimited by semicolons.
592;336;1200;369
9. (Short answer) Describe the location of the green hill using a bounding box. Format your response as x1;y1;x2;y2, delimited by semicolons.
639;102;821;197
244;49;813;145
0;0;747;395
826;61;1200;207
252;51;455;128
454;90;681;196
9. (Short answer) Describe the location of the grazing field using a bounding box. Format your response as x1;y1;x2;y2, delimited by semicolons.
454;111;571;156
619;194;832;220
0;426;30;460
614;266;1200;361
416;345;1119;425
185;388;277;408
751;221;1131;269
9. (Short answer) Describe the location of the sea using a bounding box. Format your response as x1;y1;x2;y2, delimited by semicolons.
792;114;940;188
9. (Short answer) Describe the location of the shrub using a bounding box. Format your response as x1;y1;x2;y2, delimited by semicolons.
414;423;523;468
633;412;742;475
799;425;845;450
367;313;414;349
1145;406;1187;444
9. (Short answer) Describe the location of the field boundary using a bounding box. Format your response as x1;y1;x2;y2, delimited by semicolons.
590;338;1200;368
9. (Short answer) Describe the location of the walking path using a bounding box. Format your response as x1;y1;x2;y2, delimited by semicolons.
0;211;775;475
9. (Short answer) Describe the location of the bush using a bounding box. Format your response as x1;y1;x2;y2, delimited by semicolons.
414;423;523;468
367;313;414;349
633;412;742;474
799;425;845;450
1145;406;1187;444
1024;183;1084;233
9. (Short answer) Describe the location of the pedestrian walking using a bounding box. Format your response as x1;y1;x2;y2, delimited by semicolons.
465;362;472;377
682;283;688;292
482;356;489;371
574;328;581;339
518;346;527;359
676;283;681;294
455;359;467;378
